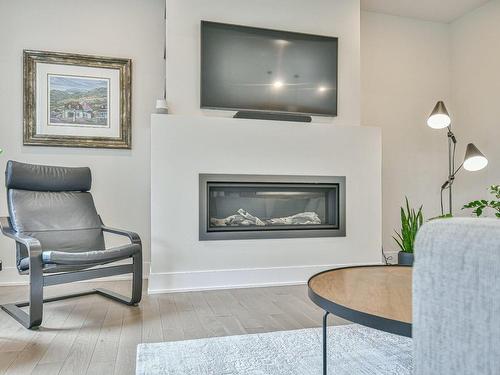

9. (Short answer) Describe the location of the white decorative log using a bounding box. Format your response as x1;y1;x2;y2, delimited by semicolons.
267;212;321;225
211;209;322;227
237;209;265;226
210;214;253;226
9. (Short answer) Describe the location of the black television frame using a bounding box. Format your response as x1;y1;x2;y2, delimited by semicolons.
200;20;339;117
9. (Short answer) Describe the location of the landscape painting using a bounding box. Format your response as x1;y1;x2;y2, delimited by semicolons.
24;50;131;148
48;74;109;127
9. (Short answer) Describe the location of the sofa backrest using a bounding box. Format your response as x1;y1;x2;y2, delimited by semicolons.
413;218;500;375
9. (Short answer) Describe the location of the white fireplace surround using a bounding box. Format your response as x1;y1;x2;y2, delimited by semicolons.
149;115;382;293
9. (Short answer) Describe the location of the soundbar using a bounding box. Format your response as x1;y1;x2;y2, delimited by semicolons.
234;111;312;123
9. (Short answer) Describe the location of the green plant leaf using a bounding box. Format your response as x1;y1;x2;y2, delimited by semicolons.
393;197;424;253
463;186;500;218
392;235;404;252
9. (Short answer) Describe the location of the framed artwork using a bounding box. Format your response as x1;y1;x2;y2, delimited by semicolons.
23;50;132;149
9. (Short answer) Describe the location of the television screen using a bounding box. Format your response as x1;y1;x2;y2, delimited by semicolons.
201;21;338;116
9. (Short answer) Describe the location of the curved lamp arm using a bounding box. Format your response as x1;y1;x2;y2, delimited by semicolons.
441;163;463;190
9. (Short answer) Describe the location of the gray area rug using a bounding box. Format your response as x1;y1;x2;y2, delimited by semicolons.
136;324;412;374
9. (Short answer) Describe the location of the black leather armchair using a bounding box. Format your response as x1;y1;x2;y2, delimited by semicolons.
0;161;142;329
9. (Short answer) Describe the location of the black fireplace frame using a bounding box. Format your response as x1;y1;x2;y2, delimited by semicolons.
199;174;346;241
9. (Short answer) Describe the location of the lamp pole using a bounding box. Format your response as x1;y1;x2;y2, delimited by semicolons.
445;127;457;215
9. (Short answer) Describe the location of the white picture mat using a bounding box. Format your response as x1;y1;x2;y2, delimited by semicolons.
36;63;120;137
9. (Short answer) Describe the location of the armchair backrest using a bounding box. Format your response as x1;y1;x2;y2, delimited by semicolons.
413;218;500;375
5;161;105;253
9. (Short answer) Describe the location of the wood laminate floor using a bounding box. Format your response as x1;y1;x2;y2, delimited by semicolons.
0;281;349;375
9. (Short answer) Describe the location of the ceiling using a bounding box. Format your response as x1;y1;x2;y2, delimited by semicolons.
361;0;490;23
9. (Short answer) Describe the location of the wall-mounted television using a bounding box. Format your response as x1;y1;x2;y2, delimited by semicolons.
200;21;338;117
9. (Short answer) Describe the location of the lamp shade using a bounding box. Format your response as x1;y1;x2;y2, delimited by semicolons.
427;101;451;129
463;143;488;171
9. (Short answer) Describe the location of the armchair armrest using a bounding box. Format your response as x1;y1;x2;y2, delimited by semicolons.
100;220;141;246
1;216;43;276
0;217;42;253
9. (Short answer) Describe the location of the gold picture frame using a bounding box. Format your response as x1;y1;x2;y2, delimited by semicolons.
23;50;132;149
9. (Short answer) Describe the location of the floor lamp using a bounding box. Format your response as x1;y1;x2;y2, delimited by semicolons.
427;101;488;216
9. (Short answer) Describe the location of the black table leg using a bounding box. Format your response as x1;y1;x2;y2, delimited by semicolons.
323;311;330;375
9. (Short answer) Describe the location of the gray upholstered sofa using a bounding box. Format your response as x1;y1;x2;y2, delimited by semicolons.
413;218;500;375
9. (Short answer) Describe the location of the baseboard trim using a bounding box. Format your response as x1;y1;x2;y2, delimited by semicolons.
0;261;150;286
147;262;383;294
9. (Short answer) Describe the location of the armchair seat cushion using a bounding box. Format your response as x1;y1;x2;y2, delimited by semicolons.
18;243;140;271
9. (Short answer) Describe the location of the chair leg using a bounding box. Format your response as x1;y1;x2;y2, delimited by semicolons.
94;252;142;306
1;255;44;329
1;303;38;329
131;251;143;304
1;254;142;329
1;291;100;329
28;255;44;328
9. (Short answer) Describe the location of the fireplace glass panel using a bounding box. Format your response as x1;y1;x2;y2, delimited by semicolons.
207;183;339;232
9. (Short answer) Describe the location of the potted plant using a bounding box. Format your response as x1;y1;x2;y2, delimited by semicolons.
393;197;424;266
462;185;500;218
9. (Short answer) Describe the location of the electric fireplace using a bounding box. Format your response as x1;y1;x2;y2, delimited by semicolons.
199;174;346;240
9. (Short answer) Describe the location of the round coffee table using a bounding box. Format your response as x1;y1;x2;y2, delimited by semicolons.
308;265;412;375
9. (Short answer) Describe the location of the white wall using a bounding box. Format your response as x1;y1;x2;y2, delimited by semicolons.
361;6;500;257
166;0;361;125
0;0;164;284
361;11;451;256
1;0;496;286
450;0;500;212
150;115;381;292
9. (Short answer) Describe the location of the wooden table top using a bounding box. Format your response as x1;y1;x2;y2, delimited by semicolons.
308;266;412;324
